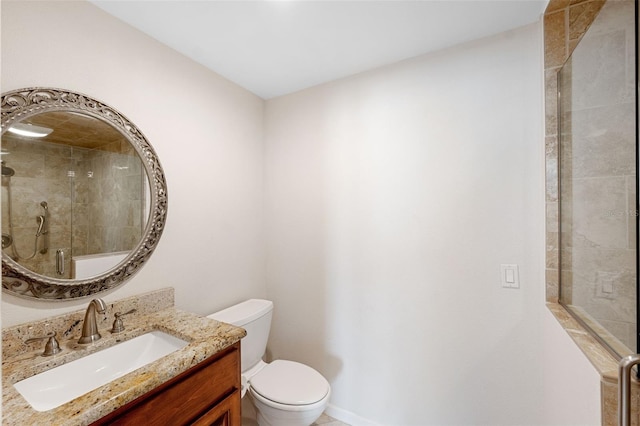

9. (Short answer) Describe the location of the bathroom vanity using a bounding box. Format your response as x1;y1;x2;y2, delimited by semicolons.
1;289;245;425
93;342;241;425
0;90;247;424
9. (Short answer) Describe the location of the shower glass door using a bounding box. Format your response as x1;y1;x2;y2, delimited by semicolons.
1;139;74;278
1;114;147;280
558;0;637;357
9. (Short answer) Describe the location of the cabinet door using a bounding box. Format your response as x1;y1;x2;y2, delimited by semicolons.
91;343;241;426
192;391;241;426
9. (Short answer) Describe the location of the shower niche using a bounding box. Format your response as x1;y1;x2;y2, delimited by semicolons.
558;0;638;357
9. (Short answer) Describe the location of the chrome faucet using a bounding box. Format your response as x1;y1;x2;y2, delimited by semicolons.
78;298;107;344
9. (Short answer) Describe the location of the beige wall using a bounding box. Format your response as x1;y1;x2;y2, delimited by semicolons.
2;1;605;424
1;0;266;324
264;22;601;425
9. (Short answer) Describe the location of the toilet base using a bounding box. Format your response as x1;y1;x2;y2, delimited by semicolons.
241;392;325;426
255;410;322;426
249;392;327;426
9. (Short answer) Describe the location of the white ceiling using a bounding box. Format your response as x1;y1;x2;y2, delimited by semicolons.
91;0;548;99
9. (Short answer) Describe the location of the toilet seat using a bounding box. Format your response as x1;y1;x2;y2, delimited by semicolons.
249;360;330;406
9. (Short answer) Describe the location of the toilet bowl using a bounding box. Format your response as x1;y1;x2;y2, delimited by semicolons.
208;299;330;426
249;360;330;426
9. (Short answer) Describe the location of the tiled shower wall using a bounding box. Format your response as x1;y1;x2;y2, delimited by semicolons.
1;138;77;277
1;138;144;278
81;140;145;257
544;2;640;425
558;0;636;351
544;0;606;302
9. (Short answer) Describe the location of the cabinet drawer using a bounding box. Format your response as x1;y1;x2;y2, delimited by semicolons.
94;342;240;425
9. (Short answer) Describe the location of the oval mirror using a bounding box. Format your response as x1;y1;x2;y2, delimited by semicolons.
1;88;167;300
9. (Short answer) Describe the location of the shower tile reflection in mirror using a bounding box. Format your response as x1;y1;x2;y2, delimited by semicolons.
1;113;146;279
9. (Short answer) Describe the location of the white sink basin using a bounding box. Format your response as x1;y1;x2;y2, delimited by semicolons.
14;330;188;412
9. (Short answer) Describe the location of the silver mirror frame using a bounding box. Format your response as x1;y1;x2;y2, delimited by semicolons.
1;87;167;300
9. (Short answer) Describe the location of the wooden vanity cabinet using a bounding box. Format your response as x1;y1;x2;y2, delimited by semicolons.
92;342;241;426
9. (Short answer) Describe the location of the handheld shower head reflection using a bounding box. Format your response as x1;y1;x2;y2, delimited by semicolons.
36;215;45;237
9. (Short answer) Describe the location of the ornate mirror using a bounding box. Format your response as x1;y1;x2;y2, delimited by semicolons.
1;88;167;300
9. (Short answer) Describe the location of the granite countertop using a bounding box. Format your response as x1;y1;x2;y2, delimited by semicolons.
2;289;246;425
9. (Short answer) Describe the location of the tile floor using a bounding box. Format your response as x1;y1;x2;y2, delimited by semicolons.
313;413;350;426
242;405;350;426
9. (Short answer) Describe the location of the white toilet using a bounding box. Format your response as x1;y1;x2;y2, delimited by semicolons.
208;299;330;426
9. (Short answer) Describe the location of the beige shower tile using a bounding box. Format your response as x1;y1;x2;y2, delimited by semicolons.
572;246;635;326
628;175;637;249
568;38;582;55
572;176;628;248
545;71;559;136
546;202;559;233
546;133;558;158
547;231;560;271
560;247;572;271
544;10;568;68
601;379;617;426
605;377;640;426
546;269;559;302
6;151;45;179
571;104;635;178
546;157;558;202
598;318;635;351
569;1;606;43
572;37;630;110
559;271;572;303
546;0;571;14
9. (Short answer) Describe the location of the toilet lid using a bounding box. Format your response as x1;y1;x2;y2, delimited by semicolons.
249;360;329;406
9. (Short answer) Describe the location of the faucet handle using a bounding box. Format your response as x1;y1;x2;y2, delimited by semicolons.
25;331;62;356
110;309;137;333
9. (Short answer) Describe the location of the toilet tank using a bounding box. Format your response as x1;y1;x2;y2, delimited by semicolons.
207;299;273;373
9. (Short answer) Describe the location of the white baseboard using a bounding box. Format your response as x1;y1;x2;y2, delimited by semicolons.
325;404;381;426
